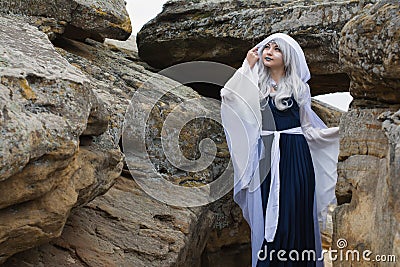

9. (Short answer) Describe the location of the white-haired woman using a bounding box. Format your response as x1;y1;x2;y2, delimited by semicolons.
221;33;340;267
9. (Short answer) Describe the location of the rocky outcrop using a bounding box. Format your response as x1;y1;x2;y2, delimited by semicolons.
137;0;377;95
339;1;399;104
4;177;214;267
333;1;400;266
1;21;224;265
0;15;124;263
0;0;131;41
311;98;343;127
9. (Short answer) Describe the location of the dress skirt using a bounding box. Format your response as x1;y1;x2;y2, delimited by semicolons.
257;96;321;267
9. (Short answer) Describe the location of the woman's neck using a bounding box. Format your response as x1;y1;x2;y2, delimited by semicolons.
269;68;285;93
270;68;284;84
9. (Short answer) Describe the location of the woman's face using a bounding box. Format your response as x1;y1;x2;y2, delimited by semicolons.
262;41;284;70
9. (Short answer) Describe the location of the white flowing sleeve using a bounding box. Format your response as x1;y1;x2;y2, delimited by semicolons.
221;59;259;104
220;59;265;267
220;58;263;195
299;93;340;228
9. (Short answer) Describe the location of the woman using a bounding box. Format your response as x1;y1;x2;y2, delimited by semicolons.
220;33;339;267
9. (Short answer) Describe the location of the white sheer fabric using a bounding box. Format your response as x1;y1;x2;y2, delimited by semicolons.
220;33;339;267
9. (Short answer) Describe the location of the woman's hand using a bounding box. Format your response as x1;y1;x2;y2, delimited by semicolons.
246;46;259;69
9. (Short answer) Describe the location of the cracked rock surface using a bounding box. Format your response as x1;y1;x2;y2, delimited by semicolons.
0;15;123;264
0;0;131;41
334;1;400;266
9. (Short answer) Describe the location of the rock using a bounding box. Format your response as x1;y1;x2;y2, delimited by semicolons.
0;16;123;263
137;0;376;95
51;25;344;267
332;1;400;265
201;192;252;266
0;0;131;41
333;131;399;266
334;98;400;267
339;0;400;103
26;16;68;41
312;98;344;127
338;108;389;161
380;110;400;225
3;177;214;267
57;38;231;188
105;35;138;54
334;108;400;267
0;15;87;187
1;25;229;266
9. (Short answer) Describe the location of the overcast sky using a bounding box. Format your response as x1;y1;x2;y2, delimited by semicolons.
124;0;352;111
126;0;168;34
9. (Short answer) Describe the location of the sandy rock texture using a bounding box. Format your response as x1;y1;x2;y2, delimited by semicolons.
0;0;131;41
1;21;227;266
339;0;399;104
4;177;214;267
0;15;123;264
333;1;400;266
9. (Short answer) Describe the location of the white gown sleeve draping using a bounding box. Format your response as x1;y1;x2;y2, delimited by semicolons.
221;59;267;266
221;33;340;267
299;93;340;227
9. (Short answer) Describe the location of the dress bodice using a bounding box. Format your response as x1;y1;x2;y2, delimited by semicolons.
261;96;301;131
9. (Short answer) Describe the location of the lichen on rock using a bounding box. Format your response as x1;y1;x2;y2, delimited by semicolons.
0;0;131;41
0;15;123;263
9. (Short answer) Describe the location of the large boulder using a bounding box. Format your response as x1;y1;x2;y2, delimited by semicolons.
339;0;400;104
0;16;123;263
2;31;221;266
3;177;214;267
0;0;131;41
137;0;377;95
333;1;400;266
334;107;400;266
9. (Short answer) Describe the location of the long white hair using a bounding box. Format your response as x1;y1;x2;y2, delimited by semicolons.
258;38;308;110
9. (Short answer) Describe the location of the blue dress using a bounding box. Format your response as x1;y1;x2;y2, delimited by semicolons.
257;96;319;267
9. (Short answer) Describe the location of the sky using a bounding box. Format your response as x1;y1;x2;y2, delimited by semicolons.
124;0;352;111
126;0;168;34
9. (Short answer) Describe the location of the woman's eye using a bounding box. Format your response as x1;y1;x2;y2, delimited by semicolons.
275;47;281;51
